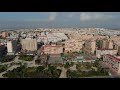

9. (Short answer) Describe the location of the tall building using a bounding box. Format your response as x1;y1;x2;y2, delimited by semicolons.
99;39;113;49
83;40;96;54
21;39;37;51
108;40;113;49
7;40;17;55
102;40;109;49
0;44;6;60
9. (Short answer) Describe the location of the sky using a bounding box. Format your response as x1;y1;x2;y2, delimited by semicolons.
0;12;120;29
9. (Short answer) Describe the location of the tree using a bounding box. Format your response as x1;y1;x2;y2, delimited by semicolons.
35;59;41;64
61;53;64;57
36;66;44;72
64;62;70;68
17;39;20;44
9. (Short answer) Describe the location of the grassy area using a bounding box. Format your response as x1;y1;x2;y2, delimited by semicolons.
1;55;16;62
19;55;34;61
0;64;8;73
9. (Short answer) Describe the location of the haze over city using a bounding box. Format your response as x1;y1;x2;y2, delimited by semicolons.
0;12;120;29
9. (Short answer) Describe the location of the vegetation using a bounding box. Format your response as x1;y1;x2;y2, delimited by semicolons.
3;65;61;78
10;62;22;66
0;65;8;73
67;70;80;78
67;61;109;78
64;62;70;68
19;54;34;61
35;59;41;65
96;40;101;49
1;55;16;62
17;39;21;44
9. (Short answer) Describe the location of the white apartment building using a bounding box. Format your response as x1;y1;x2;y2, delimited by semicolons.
7;40;17;55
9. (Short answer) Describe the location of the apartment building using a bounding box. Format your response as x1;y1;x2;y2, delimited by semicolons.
0;44;6;60
83;40;96;54
96;49;117;58
7;40;17;55
21;38;37;51
64;39;84;53
103;54;120;75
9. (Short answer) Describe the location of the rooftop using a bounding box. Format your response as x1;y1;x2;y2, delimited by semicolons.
106;54;120;62
97;48;116;50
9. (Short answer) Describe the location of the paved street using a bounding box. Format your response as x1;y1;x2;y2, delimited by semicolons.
70;64;77;71
59;67;67;78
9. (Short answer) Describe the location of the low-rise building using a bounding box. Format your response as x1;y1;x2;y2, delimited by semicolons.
47;33;68;43
102;54;120;75
40;44;63;55
37;35;48;44
96;49;117;58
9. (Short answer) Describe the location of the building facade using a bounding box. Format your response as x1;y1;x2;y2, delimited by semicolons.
96;49;117;58
7;40;17;55
0;44;6;60
83;40;96;54
21;39;37;51
64;39;84;53
103;54;120;74
40;44;63;55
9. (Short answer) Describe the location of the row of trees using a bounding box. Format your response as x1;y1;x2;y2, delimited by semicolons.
1;55;16;62
19;54;34;61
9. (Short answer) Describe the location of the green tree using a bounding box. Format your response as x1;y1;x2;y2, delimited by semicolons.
64;62;70;68
36;66;44;72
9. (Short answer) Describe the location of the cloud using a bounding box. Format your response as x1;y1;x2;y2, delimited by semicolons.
48;12;57;21
80;12;113;21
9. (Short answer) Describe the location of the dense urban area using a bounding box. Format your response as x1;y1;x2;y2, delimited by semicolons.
0;28;120;78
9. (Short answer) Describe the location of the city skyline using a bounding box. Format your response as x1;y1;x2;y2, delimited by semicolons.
0;12;120;29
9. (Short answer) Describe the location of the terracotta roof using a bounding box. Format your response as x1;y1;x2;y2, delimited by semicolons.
97;48;115;50
106;54;120;62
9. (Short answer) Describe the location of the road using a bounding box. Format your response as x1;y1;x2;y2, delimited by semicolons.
59;67;67;78
70;64;77;71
